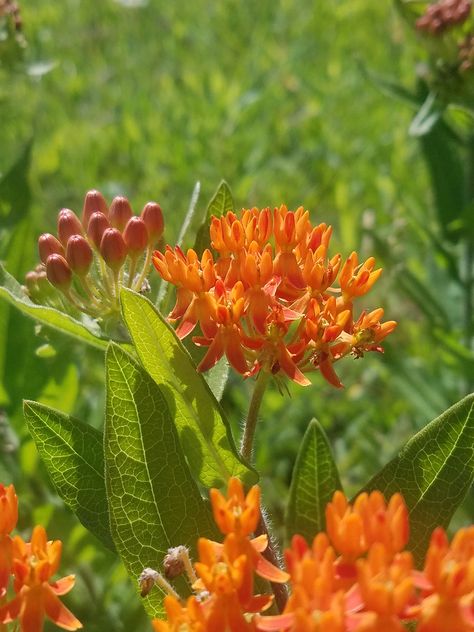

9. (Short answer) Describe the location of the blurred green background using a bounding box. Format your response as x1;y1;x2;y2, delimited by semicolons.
1;1;473;630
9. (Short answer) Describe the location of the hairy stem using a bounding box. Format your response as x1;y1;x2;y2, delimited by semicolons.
240;370;270;461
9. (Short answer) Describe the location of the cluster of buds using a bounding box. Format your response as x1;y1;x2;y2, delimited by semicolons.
416;0;471;35
149;479;474;632
0;0;22;34
153;206;396;388
25;190;164;322
0;483;81;631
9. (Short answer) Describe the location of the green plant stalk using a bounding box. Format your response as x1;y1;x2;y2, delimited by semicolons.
240;369;288;612
240;369;270;461
465;135;474;392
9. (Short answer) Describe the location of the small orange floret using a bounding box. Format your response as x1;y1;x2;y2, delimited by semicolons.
0;484;18;536
152;595;206;632
210;477;261;537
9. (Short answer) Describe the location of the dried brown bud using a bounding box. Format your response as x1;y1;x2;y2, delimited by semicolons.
46;254;72;290
87;212;111;250
66;235;93;276
163;547;186;580
38;233;65;264
100;228;128;271
57;209;83;246
109;196;133;231
123;217;149;256
82;189;109;227
141;202;164;244
138;568;160;598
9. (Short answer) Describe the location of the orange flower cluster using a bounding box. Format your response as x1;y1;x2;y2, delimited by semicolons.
152;478;289;632
153;206;396;387
152;482;474;632
0;483;81;632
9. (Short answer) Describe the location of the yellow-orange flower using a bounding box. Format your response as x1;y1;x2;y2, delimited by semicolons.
209;478;260;537
152;596;207;632
153;205;396;388
0;525;81;632
0;484;17;597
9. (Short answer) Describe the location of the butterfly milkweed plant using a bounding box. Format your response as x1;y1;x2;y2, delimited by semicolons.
0;183;472;632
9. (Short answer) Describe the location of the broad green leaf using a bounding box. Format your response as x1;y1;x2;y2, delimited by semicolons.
194;180;234;253
121;288;256;488
105;343;219;617
286;419;342;544
23;400;115;552
0;264;108;350
361;393;474;566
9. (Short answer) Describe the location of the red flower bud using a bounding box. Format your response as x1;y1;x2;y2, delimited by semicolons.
141;202;164;243
82;189;109;227
87;212;111;249
66;235;93;275
46;254;72;290
109;196;133;231
57;209;83;246
123;217;149;256
38;233;64;264
100;228;128;271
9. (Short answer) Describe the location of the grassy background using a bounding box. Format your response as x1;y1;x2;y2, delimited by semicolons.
1;1;472;630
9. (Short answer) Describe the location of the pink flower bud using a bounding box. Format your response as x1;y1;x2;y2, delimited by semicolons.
109;196;133;231
141;202;164;243
87;212;111;249
82;189;109;227
66;235;93;276
123;217;148;256
46;254;72;290
100;228;128;271
38;233;65;264
57;209;83;246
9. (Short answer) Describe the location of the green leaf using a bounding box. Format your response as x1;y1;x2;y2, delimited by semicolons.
361;393;474;566
105;343;219;617
23;400;114;552
409;92;443;138
121;288;256;488
286;419;342;544
0;264;108;350
194;180;234;253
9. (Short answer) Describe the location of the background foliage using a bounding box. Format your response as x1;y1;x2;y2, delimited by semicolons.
1;1;473;630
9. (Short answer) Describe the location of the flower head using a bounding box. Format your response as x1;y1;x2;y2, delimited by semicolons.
154;205;396;388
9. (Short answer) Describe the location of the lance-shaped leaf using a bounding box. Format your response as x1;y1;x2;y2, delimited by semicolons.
361;393;474;566
194;180;234;253
0;264;108;350
23;400;114;552
105;343;219;617
121;288;256;488
286;419;342;544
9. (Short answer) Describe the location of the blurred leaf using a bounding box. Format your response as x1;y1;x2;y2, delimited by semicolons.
0;264;108;350
194;180;234;253
121;288;256;488
409;92;443;138
286;419;342;544
0;140;32;224
361;393;474;566
104;343;218;617
358;61;419;107
418;113;466;241
23;400;115;552
177;180;201;246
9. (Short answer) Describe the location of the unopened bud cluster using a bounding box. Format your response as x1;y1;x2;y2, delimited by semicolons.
416;0;471;35
0;0;23;38
25;190;164;320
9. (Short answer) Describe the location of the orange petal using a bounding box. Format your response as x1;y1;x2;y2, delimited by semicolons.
255;554;290;583
44;585;82;630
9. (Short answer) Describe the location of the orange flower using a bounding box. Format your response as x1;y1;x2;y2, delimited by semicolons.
0;483;17;597
415;526;474;632
0;525;81;632
210;478;261;537
152;596;207;632
153;205;396;388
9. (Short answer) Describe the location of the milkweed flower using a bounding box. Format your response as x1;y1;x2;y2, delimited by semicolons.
154;206;396;388
0;483;81;632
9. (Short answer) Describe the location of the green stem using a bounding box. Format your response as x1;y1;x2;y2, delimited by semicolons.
240;369;270;462
132;245;153;293
465;135;474;392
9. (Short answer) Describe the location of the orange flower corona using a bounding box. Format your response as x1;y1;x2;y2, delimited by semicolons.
153;205;396;388
0;484;81;632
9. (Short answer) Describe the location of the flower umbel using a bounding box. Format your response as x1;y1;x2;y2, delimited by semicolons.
154;206;396;388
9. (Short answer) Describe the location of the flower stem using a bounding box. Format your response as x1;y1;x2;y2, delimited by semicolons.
240;369;270;462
